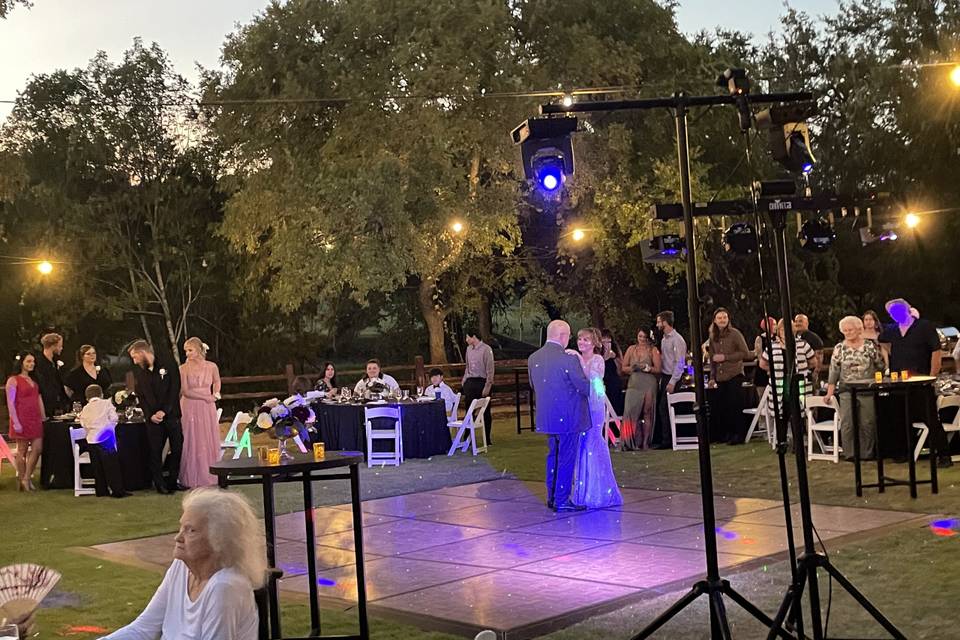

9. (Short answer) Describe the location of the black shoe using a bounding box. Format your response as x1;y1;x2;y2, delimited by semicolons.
112;491;133;498
653;444;672;450
155;485;172;495
555;502;587;513
938;456;954;469
174;483;189;492
547;500;555;510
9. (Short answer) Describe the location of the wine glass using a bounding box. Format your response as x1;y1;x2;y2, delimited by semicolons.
416;386;424;398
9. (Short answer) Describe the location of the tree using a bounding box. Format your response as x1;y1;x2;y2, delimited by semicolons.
2;40;227;362
0;0;29;19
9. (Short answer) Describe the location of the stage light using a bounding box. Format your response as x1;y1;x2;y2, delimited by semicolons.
561;94;573;108
951;65;960;87
511;116;578;196
756;103;818;174
723;222;758;255
905;212;920;228
797;217;835;252
641;234;685;263
37;260;53;275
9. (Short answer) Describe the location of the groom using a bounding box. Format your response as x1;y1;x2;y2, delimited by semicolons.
528;319;592;512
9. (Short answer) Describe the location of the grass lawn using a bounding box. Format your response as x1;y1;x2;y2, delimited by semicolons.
3;415;958;639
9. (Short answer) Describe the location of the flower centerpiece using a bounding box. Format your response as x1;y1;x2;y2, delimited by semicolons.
113;390;139;419
250;395;316;460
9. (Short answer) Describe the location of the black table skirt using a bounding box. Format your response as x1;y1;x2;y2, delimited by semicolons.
313;400;452;459
40;420;152;490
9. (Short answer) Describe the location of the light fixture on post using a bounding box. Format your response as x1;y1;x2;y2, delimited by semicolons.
797;216;835;252
511;116;578;197
722;222;758;255
904;212;920;228
640;234;685;263
756;102;819;174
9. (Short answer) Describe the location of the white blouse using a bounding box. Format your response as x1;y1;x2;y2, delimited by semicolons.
101;559;257;640
353;373;400;395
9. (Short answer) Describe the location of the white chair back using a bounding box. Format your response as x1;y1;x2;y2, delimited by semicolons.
0;433;16;476
667;392;698;451
447;393;462;425
744;386;774;446
221;411;252;460
365;406;403;467
805;395;840;463
70;427;96;497
448;397;490;456
603;395;620;448
216;407;223;422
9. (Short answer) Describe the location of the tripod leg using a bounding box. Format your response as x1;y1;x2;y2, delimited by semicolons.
709;590;732;640
723;584;797;640
767;577;808;640
630;582;705;640
821;563;907;640
804;562;825;639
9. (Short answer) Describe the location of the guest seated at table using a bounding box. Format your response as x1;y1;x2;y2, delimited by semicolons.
6;352;45;491
315;362;338;395
102;488;266;640
353;359;400;396
824;316;885;461
759;319;817;420
65;344;113;405
79;384;129;498
424;368;457;415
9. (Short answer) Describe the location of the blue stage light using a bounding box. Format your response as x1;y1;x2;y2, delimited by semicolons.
536;162;563;192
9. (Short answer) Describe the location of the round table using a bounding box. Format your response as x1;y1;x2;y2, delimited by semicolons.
312;399;451;458
40;418;151;490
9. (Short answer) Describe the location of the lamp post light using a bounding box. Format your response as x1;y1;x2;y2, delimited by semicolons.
905;212;920;229
36;260;53;275
951;65;960;87
450;220;464;234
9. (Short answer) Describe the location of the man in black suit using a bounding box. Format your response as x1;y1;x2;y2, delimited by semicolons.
35;332;70;416
128;339;183;493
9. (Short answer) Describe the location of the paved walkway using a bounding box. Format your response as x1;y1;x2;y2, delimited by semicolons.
89;479;926;639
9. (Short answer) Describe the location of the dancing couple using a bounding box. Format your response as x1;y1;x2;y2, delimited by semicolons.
528;320;622;512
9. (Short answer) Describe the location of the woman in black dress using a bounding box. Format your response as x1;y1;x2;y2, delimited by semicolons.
65;344;112;403
600;329;625;417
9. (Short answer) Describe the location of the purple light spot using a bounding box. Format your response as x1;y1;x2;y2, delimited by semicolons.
931;518;958;529
317;577;337;587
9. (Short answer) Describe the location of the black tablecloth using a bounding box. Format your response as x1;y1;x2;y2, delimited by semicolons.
40;419;151;490
313;400;452;458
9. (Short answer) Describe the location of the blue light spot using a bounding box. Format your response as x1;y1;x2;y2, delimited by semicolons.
317;577;337;587
931;518;959;529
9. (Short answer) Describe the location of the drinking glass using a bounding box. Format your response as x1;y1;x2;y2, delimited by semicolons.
0;623;19;640
402;390;410;401
416;386;424;398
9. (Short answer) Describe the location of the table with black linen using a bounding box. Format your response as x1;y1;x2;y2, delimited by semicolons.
40;417;151;490
312;399;451;458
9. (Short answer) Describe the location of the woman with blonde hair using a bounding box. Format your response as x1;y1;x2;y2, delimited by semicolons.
178;337;222;488
102;488;267;639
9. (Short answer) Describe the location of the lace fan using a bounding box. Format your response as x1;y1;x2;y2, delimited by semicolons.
0;564;61;621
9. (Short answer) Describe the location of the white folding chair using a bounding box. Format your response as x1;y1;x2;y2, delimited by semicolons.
216;407;223;422
806;395;840;463
448;397;490;456
668;392;698;450
365;406;403;467
743;385;773;445
0;433;17;477
446;393;462;426
940;396;960;461
221;411;250;459
603;395;621;448
70;427;96;497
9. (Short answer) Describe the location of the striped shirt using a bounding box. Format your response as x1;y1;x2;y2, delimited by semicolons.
762;338;815;416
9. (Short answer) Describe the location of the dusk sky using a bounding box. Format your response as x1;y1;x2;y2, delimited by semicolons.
0;0;840;120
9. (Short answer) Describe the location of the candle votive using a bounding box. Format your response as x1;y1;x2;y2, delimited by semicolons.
313;442;326;460
267;448;281;465
900;370;910;380
874;371;883;383
256;446;269;464
891;371;900;382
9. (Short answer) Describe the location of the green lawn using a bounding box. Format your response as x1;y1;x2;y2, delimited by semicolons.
3;418;958;639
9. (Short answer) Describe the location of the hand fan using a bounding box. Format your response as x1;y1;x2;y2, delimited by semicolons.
0;564;61;623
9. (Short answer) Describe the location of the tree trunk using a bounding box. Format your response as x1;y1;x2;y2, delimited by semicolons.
418;279;448;364
152;257;181;365
478;293;494;345
128;266;154;344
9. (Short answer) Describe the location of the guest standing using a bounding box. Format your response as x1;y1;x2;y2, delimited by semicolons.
65;345;113;403
708;308;751;444
129;339;183;494
825;316;885;461
861;310;882;343
654;311;687;449
179;338;221;488
621;329;661;450
879;298;952;467
794;314;824;381
315;362;338;395
79;384;129;498
759;319;816;419
6;352;44;491
461;329;496;445
35;332;70;415
600;330;624;417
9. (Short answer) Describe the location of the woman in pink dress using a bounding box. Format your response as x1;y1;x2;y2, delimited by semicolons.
178;337;222;488
6;352;45;491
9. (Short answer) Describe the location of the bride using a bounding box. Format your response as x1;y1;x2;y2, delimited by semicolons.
567;328;623;508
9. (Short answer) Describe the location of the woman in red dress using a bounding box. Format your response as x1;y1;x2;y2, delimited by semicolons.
6;352;46;491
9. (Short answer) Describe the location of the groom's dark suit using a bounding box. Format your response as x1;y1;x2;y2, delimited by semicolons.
528;340;592;509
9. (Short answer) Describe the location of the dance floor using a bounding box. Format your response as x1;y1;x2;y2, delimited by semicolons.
88;479;927;639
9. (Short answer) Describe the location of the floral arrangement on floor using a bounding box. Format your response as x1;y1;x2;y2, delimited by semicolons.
250;395;316;449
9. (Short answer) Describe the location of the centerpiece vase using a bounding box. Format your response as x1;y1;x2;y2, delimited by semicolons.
277;437;295;461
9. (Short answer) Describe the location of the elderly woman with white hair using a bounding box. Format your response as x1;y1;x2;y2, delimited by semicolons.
101;489;266;639
825;315;886;461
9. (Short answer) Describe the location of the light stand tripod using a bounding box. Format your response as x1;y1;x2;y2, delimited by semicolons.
543;89;810;640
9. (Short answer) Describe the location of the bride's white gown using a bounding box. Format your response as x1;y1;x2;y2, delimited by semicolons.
569;352;623;508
